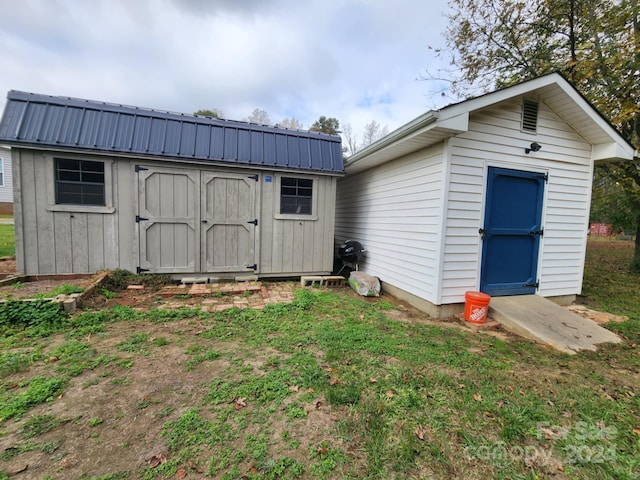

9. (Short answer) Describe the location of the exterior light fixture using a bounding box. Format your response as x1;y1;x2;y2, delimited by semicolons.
525;142;542;154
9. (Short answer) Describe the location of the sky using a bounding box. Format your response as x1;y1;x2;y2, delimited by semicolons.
0;0;455;142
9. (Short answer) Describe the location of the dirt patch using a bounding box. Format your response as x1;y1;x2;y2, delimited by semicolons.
0;275;101;301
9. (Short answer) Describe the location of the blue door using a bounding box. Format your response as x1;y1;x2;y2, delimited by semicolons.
480;167;545;296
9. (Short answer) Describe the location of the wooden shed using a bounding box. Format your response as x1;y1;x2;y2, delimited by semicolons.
0;91;343;277
335;73;634;317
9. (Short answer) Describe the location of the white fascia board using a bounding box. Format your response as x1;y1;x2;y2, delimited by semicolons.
593;142;635;162
434;112;469;133
438;73;566;118
344;111;439;166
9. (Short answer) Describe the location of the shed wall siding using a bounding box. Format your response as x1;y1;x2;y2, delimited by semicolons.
14;149;337;276
440;98;593;303
335;144;445;303
13;149;120;274
258;175;336;275
0;147;13;203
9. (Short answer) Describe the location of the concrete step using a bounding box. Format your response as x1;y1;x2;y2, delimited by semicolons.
489;295;621;354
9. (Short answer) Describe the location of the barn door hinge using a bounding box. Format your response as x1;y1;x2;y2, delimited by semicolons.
479;228;487;239
246;264;257;271
247;219;258;226
533;172;548;182
135;215;148;223
528;229;544;236
248;174;259;181
135;165;149;172
523;280;539;289
136;266;150;274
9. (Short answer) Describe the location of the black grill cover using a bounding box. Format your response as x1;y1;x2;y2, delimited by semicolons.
338;241;364;263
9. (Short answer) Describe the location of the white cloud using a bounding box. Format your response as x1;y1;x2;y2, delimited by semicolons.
0;0;454;136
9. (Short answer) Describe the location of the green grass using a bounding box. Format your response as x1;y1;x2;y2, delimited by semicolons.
0;223;14;257
582;239;640;341
0;247;638;479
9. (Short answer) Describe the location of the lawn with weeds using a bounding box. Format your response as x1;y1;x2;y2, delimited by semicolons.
0;223;14;257
0;240;638;479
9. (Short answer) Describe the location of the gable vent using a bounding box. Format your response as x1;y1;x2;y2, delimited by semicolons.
522;99;539;132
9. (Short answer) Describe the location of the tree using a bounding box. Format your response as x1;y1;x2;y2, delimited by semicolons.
361;120;389;148
245;109;271;126
194;108;223;118
439;0;640;270
277;118;304;130
342;123;360;157
342;121;390;158
310;116;341;135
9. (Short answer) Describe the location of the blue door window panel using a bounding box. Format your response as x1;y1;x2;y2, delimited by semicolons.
480;167;545;296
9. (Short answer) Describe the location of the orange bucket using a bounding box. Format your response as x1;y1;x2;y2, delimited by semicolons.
464;291;491;324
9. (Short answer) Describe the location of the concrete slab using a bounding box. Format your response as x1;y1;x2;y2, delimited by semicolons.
489;295;621;354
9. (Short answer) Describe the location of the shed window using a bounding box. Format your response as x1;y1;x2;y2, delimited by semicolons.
522;99;539;132
55;158;105;206
280;177;313;215
0;159;4;186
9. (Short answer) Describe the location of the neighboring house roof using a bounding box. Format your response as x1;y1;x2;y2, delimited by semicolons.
345;72;634;174
0;91;344;175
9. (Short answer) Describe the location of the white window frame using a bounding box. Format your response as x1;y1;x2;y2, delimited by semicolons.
274;174;319;221
0;158;4;187
46;155;115;213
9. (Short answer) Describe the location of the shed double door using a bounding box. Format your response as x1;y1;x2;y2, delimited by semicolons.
137;166;257;274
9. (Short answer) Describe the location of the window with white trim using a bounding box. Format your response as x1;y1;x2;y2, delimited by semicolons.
280;177;313;215
54;158;105;206
0;159;4;186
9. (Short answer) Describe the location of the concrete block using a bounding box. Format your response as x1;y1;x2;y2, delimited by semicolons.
323;276;346;287
63;298;77;314
234;275;258;282
181;277;208;284
300;276;325;287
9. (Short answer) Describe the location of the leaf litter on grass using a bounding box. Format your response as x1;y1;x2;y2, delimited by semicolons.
0;252;638;479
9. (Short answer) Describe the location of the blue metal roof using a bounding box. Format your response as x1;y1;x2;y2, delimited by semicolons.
0;91;344;174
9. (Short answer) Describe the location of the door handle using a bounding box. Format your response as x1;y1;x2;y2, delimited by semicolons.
202;220;208;224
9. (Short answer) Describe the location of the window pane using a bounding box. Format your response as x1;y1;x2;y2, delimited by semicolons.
82;161;104;172
58;170;81;182
56;158;80;171
281;177;297;187
298;187;312;198
280;177;313;215
83;172;105;184
55;158;106;206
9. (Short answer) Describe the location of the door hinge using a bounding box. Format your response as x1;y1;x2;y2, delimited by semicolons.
247;219;258;226
136;215;148;223
136;266;150;274
533;173;548;182
523;280;539;289
528;229;544;236
135;165;149;172
246;264;257;270
248;174;259;181
479;228;487;239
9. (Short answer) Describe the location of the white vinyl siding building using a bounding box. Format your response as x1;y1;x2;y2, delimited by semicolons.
336;144;444;304
0;146;13;204
335;74;633;317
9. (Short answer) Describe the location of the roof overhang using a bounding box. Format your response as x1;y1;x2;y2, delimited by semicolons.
345;73;634;174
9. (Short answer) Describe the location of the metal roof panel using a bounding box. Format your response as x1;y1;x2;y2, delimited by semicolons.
0;90;344;174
